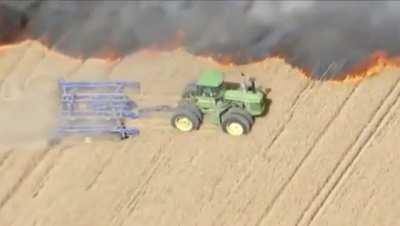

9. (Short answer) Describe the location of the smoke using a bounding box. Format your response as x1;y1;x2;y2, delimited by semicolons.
1;1;400;78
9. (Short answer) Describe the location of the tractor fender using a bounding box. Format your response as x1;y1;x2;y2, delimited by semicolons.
218;108;228;124
216;104;235;124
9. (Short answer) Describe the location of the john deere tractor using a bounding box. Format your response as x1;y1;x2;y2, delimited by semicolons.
171;69;268;136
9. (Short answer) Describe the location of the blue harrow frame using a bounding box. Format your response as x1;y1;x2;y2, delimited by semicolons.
57;79;141;139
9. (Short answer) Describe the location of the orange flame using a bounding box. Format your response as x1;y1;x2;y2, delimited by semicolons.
0;28;399;82
336;51;400;82
193;50;400;82
94;46;122;61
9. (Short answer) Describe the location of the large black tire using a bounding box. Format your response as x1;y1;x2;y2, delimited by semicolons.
171;108;200;132
221;112;251;136
226;107;254;126
177;101;203;122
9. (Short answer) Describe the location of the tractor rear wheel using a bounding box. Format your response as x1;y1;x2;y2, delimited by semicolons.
171;108;200;132
178;101;203;122
221;112;251;136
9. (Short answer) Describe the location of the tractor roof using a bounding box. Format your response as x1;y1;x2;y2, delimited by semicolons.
196;69;223;87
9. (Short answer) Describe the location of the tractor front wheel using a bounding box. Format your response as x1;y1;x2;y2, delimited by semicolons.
226;107;254;125
171;109;200;132
221;113;251;136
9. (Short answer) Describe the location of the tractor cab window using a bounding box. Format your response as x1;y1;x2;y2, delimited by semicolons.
199;86;220;98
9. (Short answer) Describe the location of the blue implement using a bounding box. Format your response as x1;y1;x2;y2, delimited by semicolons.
57;79;141;139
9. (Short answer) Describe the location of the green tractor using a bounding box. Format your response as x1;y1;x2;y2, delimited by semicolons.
171;69;268;136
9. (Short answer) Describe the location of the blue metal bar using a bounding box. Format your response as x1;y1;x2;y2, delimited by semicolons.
57;126;140;136
61;95;135;103
60;111;139;119
58;80;140;90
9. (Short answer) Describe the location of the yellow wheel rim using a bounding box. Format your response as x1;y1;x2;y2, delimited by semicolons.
226;122;244;136
175;116;193;132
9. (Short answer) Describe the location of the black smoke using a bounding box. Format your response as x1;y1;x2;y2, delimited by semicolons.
1;1;400;78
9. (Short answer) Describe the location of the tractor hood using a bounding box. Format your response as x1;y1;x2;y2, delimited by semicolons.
223;90;264;103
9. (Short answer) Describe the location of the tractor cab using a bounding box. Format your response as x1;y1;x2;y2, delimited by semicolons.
195;70;255;95
193;69;224;112
196;69;224;97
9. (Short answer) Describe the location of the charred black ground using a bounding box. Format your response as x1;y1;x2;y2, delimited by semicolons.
1;1;400;78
